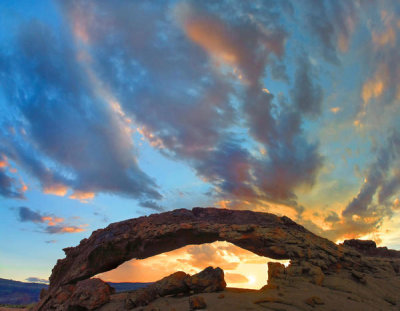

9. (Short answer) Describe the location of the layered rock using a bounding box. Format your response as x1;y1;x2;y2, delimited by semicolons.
35;207;400;311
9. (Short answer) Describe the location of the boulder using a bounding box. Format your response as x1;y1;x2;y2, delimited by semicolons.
125;267;225;309
42;278;114;310
185;266;226;293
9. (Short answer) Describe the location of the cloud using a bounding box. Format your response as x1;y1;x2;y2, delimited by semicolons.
25;277;49;285
19;207;43;223
4;0;400;248
291;57;323;118
314;130;400;241
0;168;26;199
342;131;400;219
17;206;86;234
304;0;357;63
324;211;340;224
44;226;85;234
139;200;165;212
225;273;249;284
0;17;162;205
39;0;324;215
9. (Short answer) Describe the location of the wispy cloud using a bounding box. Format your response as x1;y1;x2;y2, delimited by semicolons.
17;206;87;234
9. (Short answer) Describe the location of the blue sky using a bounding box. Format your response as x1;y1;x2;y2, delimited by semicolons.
1;0;400;283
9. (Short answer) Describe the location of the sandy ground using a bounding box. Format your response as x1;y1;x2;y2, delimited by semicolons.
0;308;27;311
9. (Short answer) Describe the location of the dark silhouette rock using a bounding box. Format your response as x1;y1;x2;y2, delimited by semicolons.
125;267;225;309
34;207;400;311
185;267;226;293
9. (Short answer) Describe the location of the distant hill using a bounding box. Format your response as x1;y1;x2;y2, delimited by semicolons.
0;278;47;305
108;281;152;293
0;278;150;306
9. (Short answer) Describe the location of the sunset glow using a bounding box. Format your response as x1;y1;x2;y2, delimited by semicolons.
97;241;289;290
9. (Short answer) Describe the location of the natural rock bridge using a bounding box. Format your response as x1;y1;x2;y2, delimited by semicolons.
35;207;400;310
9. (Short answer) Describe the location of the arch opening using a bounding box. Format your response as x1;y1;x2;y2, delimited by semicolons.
96;241;290;290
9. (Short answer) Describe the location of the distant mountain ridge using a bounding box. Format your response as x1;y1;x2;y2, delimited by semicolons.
0;278;150;306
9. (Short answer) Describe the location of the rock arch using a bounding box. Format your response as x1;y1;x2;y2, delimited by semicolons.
48;207;343;291
36;207;400;311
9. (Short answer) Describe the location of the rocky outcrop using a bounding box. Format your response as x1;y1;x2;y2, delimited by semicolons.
35;207;400;311
40;278;114;310
343;239;400;258
125;266;225;309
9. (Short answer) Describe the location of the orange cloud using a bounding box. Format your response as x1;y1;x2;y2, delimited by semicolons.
43;184;69;196
178;7;238;66
215;200;231;209
225;272;249;284
69;190;95;202
136;126;165;149
42;216;64;226
361;64;387;104
59;226;85;233
330;107;341;114
20;182;28;193
372;26;396;47
393;198;400;210
71;7;90;44
0;154;7;168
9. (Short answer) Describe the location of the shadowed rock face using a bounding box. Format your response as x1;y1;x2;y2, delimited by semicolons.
35;207;400;311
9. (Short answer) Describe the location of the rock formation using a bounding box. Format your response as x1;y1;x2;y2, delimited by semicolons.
125;266;225;309
34;207;400;311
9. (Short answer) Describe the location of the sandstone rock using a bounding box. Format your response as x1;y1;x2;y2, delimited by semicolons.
68;278;115;310
267;262;286;280
343;239;400;258
189;296;206;310
154;271;189;296
185;266;226;293
34;207;400;311
351;270;366;284
125;267;224;309
47;207;343;293
42;278;113;311
39;288;48;300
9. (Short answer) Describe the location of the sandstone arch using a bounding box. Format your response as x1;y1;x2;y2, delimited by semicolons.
37;207;400;311
48;207;344;291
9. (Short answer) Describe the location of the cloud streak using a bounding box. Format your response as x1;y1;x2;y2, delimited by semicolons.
17;206;86;234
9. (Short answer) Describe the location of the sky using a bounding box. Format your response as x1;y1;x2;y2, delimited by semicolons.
1;0;400;289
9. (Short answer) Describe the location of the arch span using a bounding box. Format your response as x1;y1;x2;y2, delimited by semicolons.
49;207;342;291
